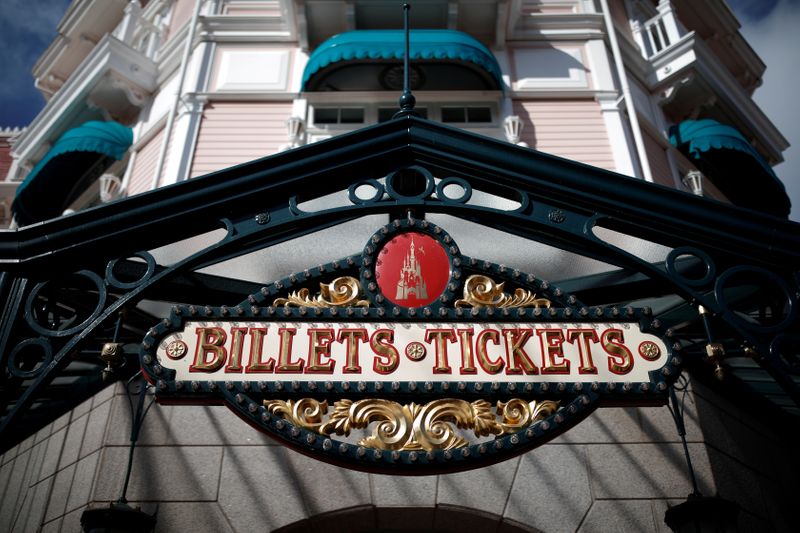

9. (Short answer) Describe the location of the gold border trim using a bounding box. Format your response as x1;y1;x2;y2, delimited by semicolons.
455;275;551;309
273;276;369;308
264;397;559;451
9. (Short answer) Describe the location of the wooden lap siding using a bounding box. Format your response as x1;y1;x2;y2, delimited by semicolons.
127;127;167;196
642;128;676;188
190;101;293;178
513;100;616;171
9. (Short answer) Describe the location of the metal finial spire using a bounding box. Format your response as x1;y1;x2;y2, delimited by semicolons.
395;3;417;117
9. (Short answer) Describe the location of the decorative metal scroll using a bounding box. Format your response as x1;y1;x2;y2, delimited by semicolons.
263;398;560;451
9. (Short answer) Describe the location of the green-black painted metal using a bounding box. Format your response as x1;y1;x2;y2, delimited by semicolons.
0;115;798;454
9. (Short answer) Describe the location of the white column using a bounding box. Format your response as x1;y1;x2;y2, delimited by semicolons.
116;1;142;45
598;94;638;177
657;0;683;46
162;94;206;185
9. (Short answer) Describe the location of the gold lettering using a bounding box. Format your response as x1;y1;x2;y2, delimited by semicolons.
603;329;633;374
225;327;247;372
476;329;504;374
306;329;335;373
425;329;456;373
338;328;368;373
245;327;274;372
190;327;227;372
457;328;477;374
567;329;599;374
538;329;569;374
503;328;538;375
276;328;303;373
371;329;399;374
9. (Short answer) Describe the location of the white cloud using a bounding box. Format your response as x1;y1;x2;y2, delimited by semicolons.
736;0;800;221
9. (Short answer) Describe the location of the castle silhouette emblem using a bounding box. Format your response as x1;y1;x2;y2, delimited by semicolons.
395;238;428;300
375;230;449;307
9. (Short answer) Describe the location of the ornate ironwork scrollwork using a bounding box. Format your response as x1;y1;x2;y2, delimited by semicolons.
273;276;369;308
455;275;551;309
264;397;559;451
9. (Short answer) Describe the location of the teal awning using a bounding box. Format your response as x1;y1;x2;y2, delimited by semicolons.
12;121;133;225
669;119;790;217
17;121;133;196
302;30;503;91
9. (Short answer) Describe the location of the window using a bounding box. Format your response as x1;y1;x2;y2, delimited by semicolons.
312;107;365;125
441;106;492;124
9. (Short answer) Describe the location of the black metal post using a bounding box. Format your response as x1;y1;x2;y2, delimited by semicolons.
395;3;416;116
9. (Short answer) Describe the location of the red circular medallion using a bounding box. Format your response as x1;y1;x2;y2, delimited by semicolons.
375;232;450;307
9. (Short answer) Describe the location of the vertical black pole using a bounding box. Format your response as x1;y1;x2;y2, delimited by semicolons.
397;3;416;116
669;386;700;496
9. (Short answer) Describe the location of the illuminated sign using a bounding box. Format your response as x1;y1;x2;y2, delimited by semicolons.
142;220;679;473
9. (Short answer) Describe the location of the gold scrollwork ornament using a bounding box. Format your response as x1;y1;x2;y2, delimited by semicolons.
455;275;551;309
264;398;559;451
273;276;369;308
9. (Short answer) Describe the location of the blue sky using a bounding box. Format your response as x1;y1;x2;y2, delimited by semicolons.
1;0;798;220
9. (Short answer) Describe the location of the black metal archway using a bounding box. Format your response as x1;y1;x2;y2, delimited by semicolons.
1;115;798;452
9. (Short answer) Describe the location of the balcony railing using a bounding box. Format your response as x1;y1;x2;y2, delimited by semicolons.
632;2;686;60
